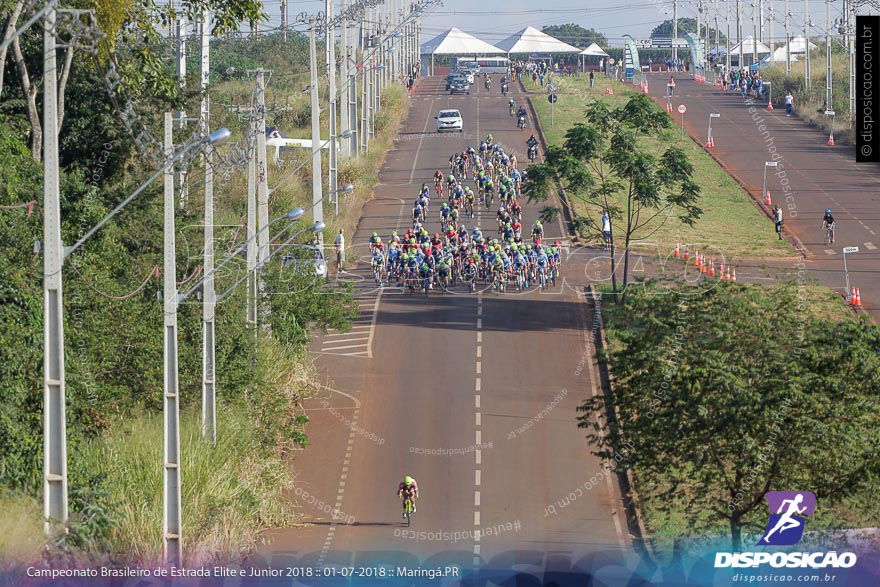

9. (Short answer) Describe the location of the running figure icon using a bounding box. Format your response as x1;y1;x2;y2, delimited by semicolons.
758;491;816;546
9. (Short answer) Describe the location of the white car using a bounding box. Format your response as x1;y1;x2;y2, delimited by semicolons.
436;109;463;133
459;69;475;84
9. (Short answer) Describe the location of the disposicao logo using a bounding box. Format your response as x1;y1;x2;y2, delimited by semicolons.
714;491;858;570
758;491;816;546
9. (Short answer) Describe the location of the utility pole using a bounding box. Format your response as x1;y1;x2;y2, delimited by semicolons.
327;1;340;216
737;0;742;68
339;0;350;159
176;13;188;207
309;20;324;251
769;3;775;66
673;0;678;63
805;0;811;93
785;0;791;73
199;9;216;445
246;112;257;327
759;0;764;43
281;0;288;42
162;111;183;567
256;70;269;265
726;0;731;71
753;2;758;66
848;0;855;124
361;12;369;154
826;0;832;111
43;3;69;536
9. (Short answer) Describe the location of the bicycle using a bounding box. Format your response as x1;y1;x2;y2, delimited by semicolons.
401;491;416;526
485;189;494;209
824;223;835;245
492;271;505;294
372;260;384;285
435;181;443;198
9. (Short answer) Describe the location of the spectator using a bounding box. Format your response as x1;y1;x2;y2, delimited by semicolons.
773;205;784;239
785;92;793;116
589;70;595;88
601;210;612;249
335;229;345;273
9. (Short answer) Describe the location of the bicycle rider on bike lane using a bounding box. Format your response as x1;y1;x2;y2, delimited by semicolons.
822;209;836;243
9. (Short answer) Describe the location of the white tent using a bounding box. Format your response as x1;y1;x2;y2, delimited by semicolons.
784;35;818;54
771;46;801;62
580;42;609;57
729;36;771;66
495;26;581;55
420;27;505;75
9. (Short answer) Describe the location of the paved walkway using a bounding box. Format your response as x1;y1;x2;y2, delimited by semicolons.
645;72;880;318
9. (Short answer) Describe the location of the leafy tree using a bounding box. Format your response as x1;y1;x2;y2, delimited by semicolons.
523;94;701;302
651;17;726;44
579;284;880;551
541;24;607;48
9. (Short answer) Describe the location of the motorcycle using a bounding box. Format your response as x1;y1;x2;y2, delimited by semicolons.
517;115;526;130
528;144;538;162
501;83;509;95
485;79;491;90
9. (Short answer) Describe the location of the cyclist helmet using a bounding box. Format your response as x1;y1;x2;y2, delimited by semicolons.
505;223;511;228
392;231;397;236
372;231;378;237
442;202;448;208
435;170;441;174
376;237;382;243
530;134;536;140
434;233;440;238
825;209;831;214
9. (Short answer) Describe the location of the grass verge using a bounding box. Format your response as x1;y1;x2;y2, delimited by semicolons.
526;75;793;260
0;491;45;567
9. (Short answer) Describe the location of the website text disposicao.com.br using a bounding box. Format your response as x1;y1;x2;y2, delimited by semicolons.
729;572;843;583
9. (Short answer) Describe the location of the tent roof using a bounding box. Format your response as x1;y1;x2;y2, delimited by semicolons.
771;46;801;61
730;36;771;54
495;26;581;54
784;35;818;53
420;27;505;55
580;42;609;57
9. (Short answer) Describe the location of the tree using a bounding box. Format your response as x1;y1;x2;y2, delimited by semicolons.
578;284;880;551
541;24;607;48
523;94;701;302
651;17;726;44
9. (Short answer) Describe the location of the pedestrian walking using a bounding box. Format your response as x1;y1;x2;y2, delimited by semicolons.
335;228;345;273
589;70;594;88
785;92;793;116
601;210;612;250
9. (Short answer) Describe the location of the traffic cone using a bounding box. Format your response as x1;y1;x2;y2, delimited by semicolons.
674;242;680;258
850;287;857;305
693;250;699;266
684;244;690;260
719;261;725;279
701;255;709;274
767;99;773;111
855;287;862;306
731;267;737;283
709;259;715;277
724;265;731;281
764;190;772;206
666;102;673;112
828;133;835;146
707;135;715;148
643;82;649;94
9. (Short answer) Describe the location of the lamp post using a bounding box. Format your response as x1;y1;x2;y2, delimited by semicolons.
762;161;778;205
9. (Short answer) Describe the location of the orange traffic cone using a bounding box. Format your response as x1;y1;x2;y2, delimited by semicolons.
855;287;862;306
684;244;690;260
828;133;835;146
724;266;731;281
666;102;673;112
643;82;649;94
693;250;700;267
767;99;773;111
764;190;772;206
850;287;858;305
674;242;680;258
701;255;709;274
731;267;737;283
707;135;715;148
709;259;716;277
719;261;725;279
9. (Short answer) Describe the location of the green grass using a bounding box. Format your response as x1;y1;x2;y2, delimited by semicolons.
527;75;794;260
0;491;45;566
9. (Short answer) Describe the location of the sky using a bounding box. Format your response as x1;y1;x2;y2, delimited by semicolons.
267;0;853;48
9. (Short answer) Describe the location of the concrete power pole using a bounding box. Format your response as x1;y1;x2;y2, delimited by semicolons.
769;2;775;66
361;12;369;154
199;9;216;445
673;0;678;63
246;112;258;327
176;14;188;207
785;0;791;73
805;0;811;93
327;0;340;216
281;0;288;42
339;0;350;159
753;2;758;66
737;0;742;68
162;111;183;566
826;0;832;111
309;21;325;251
256;70;269;265
43;3;69;536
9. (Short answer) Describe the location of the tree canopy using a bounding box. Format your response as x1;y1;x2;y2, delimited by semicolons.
542;23;607;48
650;18;727;44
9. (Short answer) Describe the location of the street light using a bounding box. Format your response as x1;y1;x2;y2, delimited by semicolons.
333;182;355;216
762;161;777;205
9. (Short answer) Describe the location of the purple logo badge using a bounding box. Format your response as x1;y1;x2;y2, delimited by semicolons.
758;491;816;546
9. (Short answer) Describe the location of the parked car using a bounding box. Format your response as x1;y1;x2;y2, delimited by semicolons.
435;109;463;133
449;77;470;95
282;246;328;279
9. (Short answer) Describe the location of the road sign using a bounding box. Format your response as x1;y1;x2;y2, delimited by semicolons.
548;94;557;103
825;110;836;117
843;246;859;254
678;104;687;114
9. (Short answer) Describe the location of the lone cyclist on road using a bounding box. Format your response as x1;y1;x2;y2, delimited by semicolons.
398;475;419;518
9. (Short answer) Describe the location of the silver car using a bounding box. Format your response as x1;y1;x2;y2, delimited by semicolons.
282;247;328;279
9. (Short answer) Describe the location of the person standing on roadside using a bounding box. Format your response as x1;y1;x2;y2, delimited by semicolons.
785;92;793;116
335;228;345;273
773;205;784;239
589;70;594;88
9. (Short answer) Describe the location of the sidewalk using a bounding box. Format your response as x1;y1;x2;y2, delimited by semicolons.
645;73;880;318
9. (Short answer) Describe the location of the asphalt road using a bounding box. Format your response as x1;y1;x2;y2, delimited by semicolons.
647;72;880;317
253;77;633;583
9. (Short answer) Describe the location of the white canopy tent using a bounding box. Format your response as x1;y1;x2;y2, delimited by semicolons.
420;27;505;75
729;36;771;66
784;35;818;54
579;42;609;72
495;26;581;56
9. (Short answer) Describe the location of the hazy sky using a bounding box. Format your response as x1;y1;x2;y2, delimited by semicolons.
270;0;850;47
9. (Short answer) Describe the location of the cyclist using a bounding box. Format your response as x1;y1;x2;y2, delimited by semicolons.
433;170;444;196
485;133;493;147
369;231;381;252
822;209;835;243
531;219;544;242
371;246;386;281
508;98;516;116
516;106;527;130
